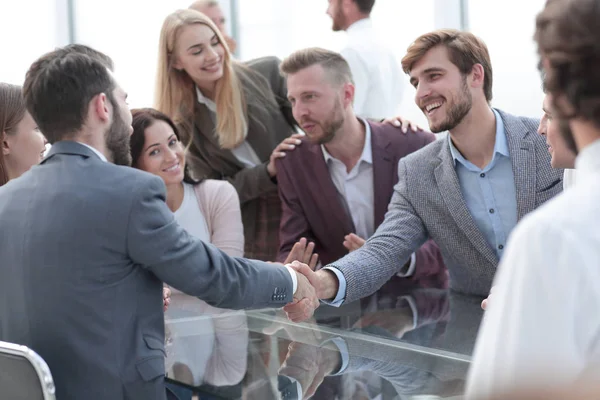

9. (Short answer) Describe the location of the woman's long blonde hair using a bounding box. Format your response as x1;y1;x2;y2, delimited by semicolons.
155;9;247;149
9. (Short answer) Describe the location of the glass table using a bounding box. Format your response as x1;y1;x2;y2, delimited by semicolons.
164;276;485;399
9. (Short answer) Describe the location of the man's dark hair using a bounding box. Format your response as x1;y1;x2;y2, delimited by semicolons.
535;0;600;126
59;44;115;70
22;47;116;144
353;0;375;14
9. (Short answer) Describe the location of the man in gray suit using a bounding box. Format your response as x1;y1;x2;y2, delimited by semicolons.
286;29;562;306
0;46;317;400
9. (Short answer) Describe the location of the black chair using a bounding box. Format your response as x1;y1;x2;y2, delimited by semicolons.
0;340;56;400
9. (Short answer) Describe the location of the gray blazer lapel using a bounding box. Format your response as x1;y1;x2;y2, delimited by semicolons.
434;142;497;265
498;110;536;220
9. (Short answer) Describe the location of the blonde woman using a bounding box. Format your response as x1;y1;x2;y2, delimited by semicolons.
0;83;46;186
156;9;302;261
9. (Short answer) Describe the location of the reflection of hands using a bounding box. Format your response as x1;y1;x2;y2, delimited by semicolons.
381;115;424;133
285;237;319;269
342;233;366;252
285;265;319;323
353;307;415;339
267;133;304;177
163;287;171;312
279;341;341;399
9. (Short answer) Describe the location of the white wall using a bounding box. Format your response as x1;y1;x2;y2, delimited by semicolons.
468;0;547;118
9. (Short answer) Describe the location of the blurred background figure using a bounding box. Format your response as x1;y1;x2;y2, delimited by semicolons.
0;82;46;187
326;0;404;120
189;0;237;54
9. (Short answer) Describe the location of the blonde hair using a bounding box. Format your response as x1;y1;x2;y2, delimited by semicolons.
155;9;247;149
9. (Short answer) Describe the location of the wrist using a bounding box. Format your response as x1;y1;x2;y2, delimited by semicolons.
316;269;339;300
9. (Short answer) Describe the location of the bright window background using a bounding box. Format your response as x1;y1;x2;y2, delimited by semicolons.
238;0;437;126
468;0;547;118
1;1;547;121
0;1;66;85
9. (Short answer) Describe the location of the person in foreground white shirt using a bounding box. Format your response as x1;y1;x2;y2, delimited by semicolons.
326;0;404;120
466;1;600;398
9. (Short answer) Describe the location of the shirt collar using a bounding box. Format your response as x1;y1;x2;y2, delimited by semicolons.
321;118;372;165
346;18;372;34
196;86;217;113
77;142;107;162
574;138;600;182
448;108;509;167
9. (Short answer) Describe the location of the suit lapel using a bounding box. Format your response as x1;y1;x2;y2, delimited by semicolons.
499;110;536;220
193;102;242;167
434;141;498;265
307;144;355;233
370;124;395;227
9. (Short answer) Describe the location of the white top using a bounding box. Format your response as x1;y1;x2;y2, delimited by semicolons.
341;18;404;120
466;139;600;399
321;119;375;239
174;182;211;242
196;86;261;168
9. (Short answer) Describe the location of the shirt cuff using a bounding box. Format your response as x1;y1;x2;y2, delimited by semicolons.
321;267;346;307
396;252;416;278
284;265;298;295
325;337;349;375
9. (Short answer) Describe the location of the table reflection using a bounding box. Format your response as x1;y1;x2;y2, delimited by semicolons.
165;274;485;399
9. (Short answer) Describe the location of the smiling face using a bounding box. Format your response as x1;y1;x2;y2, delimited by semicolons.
135;120;185;186
538;93;577;168
286;64;349;144
409;46;475;133
173;23;225;90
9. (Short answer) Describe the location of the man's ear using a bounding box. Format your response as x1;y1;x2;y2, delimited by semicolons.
470;64;485;89
343;82;355;108
91;93;111;123
2;132;10;156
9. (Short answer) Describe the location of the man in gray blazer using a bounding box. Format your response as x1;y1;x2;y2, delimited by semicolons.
286;29;562;305
0;47;317;400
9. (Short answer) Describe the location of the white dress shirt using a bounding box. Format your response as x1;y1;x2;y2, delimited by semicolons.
563;168;577;189
341;18;404;120
466;138;600;399
196;86;261;168
321;120;416;307
174;183;211;242
321;119;375;240
78;142;107;162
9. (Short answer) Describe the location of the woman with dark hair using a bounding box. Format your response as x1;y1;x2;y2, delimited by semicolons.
130;107;244;256
0;83;46;186
131;108;247;398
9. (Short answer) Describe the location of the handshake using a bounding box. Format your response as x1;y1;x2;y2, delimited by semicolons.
280;238;340;323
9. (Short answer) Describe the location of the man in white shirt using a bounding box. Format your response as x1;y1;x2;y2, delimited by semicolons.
326;0;404;120
466;0;600;397
189;0;237;53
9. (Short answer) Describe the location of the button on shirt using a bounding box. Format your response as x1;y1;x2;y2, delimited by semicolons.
321;119;375;240
448;109;517;258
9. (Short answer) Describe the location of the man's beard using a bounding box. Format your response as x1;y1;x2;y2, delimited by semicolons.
558;118;579;155
310;99;344;145
106;99;132;166
429;77;473;133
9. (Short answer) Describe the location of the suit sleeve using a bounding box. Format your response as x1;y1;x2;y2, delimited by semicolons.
327;159;428;303
126;175;293;309
276;158;317;263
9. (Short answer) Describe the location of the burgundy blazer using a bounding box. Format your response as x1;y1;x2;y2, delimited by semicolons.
276;121;446;284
